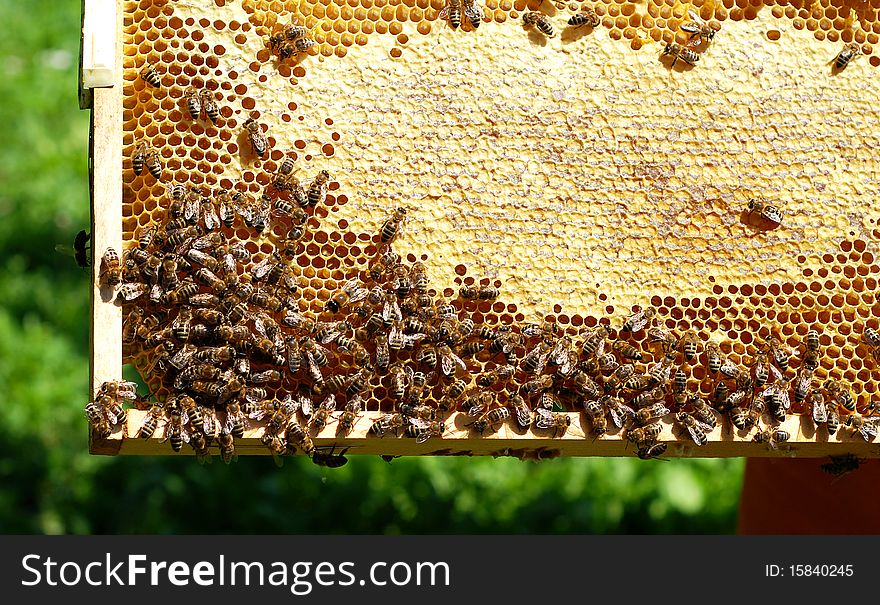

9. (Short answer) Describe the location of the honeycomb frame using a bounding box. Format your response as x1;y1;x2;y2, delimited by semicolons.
87;0;880;461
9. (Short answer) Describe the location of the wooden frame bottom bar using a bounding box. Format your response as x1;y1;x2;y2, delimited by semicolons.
90;411;880;459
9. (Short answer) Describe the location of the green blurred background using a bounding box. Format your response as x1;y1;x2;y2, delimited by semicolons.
0;0;744;534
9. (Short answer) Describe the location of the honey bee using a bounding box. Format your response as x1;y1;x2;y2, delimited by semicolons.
675;411;712;446
137;403;165;439
509;393;532;429
439;0;463;29
285;419;316;456
244;118;268;158
793;365;814;404
571;370;601;399
307;170;330;207
162;399;190;453
821;453;865;478
521;374;554;396
369;413;405;438
269;33;295;59
522;339;554;374
380;207;407;244
224;401;249;439
200;89;220;124
99;247;122;287
583;400;607;438
311;445;350;469
612;340;643;361
746;199;783;227
705;342;723;374
440;378;468;410
438;343;466;377
581;325;609;358
636;402;671;425
627;422;663;447
604;363;635;393
637;443;668;460
824;379;856;412
753;427;790;449
309;395;338;432
621;306;655;333
190;430;213;465
463;0;483;29
845;412;880;441
183;86;201;120
661;43;699;67
808;388;827;426
141;146;162;179
681;9;718;47
283;23;316;53
461;391;493;418
140;63;162;87
470;406;510;435
523;11;555;37
132;142;148;176
688;396;718;429
534;408;572;437
326;277;369;313
388;364;411;401
679;329;699;362
603;396;635;429
568;9;600;28
57;229;91;268
338;395;364;434
405;418;445;444
826;399;840;436
834;42;861;70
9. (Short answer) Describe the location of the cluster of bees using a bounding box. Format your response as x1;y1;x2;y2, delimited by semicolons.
80;6;874;469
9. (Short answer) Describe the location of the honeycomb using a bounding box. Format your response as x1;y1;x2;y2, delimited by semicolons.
89;0;880;461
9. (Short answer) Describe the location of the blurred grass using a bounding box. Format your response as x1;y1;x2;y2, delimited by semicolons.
0;0;744;534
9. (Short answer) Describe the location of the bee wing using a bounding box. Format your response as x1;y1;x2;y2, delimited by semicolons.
252;257;274;280
203;204;220;231
408;417;431;429
321;394;337;411
681;22;701;34
383;299;403;322
307;353;324;383
298;395;314;418
606;404;626;428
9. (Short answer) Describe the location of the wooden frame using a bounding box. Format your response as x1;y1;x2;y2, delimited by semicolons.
85;2;880;461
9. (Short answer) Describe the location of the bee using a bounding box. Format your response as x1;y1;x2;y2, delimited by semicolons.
845;412;879;441
636;402;671;425
675;411;712;446
344;366;372;398
728;403;759;432
713;381;730;411
310;395;338;432
808;388;827;426
793;365;814;404
521;374;554;396
369;413;405;438
99;248;122;287
681;9;718;47
269;33;295;59
283;23;316;53
679;329;699;362
200;90;220;123
405;418;445;444
214;430;236;465
190;430;213;464
826;401;841;436
661;43;699;67
821;453;865;478
751;352;776;388
439;0;462;29
689;396;718;429
602;396;633;429
307;170;330;207
311;445;350;469
705;342;723;374
438;344;466;378
583;400;607;437
132;142;148;176
459;283;500;300
824;379;856;412
604;363;635;393
440;378;468;410
470;406;510;435
762;383;790;423
621;307;655;333
380;207;407;244
244;118;268;158
805;328;820;356
521;339;554;375
224;401;249;439
753;427;790;449
463;0;483;29
162;400;190;453
140;63;162;87
746;199;783;227
389;364;411;401
137;403;164;439
509;393;532;429
326;277;369;313
462;391;493;418
140;146;162;179
534;408;571;437
183;86;201;120
581;325;609;358
568;9;600;28
523;11;555;37
285;420;316;456
338;396;364;434
58;229;91;268
834;42;861;70
637;443;668;460
571;370;601;399
627;422;663;447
